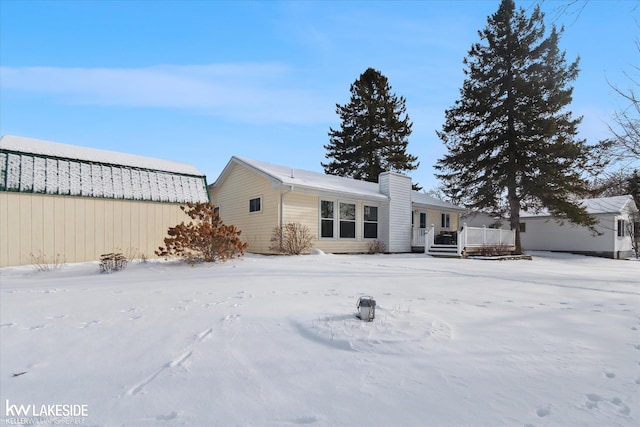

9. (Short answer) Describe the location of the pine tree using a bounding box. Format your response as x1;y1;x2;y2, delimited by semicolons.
626;169;640;208
435;0;600;254
323;68;419;185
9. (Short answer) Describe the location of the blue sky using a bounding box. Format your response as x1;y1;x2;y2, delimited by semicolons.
1;0;638;190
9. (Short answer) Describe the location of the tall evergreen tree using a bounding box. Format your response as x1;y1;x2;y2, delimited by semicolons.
435;0;600;254
323;68;419;184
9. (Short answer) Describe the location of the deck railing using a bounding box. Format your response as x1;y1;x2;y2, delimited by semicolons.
412;227;427;247
414;224;516;256
458;224;515;255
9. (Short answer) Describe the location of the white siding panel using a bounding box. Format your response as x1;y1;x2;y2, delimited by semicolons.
520;215;616;254
379;172;411;252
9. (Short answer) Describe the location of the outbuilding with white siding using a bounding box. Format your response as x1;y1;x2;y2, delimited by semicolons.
519;195;638;259
0;135;209;267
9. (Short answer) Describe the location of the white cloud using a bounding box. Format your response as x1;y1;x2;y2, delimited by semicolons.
0;64;334;125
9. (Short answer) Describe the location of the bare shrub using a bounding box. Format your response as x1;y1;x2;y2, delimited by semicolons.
476;243;512;257
156;202;248;264
269;222;314;255
100;253;127;273
29;252;66;272
367;240;387;254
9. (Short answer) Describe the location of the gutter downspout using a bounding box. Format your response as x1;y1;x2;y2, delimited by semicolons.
280;186;294;228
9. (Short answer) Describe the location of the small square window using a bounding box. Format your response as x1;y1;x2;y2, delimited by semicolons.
249;197;262;213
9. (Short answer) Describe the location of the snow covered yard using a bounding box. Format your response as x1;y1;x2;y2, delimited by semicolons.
0;252;638;427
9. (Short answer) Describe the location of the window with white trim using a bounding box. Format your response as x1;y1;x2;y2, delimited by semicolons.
363;205;378;239
249;196;262;213
441;213;450;229
339;202;356;239
320;200;334;238
617;219;625;237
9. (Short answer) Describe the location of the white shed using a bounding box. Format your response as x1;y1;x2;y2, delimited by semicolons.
519;195;638;259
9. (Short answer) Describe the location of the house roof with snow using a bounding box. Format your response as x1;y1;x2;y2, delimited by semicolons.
213;156;465;211
0;135;209;203
411;191;466;212
520;195;638;218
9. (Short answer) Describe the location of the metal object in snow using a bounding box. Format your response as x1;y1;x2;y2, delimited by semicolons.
357;296;376;321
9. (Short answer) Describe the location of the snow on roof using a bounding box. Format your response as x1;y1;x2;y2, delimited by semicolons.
0;135;204;176
217;156;466;210
0;135;209;203
228;156;388;200
520;195;637;217
411;191;466;211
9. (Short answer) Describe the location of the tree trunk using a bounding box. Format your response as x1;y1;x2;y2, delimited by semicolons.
508;188;522;254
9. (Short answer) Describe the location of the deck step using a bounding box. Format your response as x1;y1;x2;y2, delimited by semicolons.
426;244;460;258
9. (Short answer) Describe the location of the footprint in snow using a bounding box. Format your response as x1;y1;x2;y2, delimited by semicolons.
292;415;319;424
603;371;616;379
536;406;551;417
585;393;603;409
1;322;17;328
28;324;47;331
46;314;67;320
78;320;100;328
611;397;631;416
156;411;178;421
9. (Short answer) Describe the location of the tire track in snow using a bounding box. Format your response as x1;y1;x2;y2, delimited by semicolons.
125;327;213;396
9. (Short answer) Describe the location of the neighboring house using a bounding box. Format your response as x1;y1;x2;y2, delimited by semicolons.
0;135;209;267
208;156;465;254
519;195;638;259
461;211;509;229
